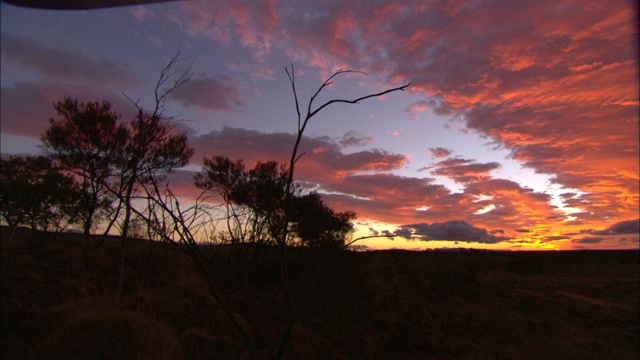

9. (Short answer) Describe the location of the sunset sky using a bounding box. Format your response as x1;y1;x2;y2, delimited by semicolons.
1;0;638;250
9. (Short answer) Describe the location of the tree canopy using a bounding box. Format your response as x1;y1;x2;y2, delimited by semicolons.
0;155;81;239
195;156;355;247
41;97;128;241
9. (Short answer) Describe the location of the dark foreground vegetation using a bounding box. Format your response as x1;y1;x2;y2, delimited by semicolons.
2;226;638;359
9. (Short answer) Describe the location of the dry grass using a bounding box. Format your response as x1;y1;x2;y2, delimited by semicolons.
2;227;638;359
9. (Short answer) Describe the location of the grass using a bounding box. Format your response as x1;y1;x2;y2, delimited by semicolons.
2;226;638;359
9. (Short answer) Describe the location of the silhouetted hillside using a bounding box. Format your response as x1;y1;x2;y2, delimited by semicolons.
2;226;638;359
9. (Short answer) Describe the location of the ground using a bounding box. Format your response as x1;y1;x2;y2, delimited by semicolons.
2;226;638;359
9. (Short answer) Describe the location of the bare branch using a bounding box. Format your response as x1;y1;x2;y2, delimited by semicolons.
343;234;396;249
121;48;195;120
285;64;302;131
285;67;410;194
121;91;141;109
293;151;306;165
309;69;368;111
153;49;195;118
310;82;410;119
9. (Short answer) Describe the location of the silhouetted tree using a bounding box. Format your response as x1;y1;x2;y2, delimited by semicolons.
195;156;355;249
119;62;408;359
195;157;269;256
41;97;128;247
237;161;289;242
289;192;356;248
110;51;194;307
0;155;81;240
276;65;409;358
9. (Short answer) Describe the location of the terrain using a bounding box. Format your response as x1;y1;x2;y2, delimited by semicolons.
2;226;638;359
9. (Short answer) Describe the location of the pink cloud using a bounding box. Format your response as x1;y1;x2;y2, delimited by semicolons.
170;0;282;62
403;100;430;121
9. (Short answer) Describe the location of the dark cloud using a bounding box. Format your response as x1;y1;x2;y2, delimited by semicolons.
380;230;394;238
169;75;244;110
571;237;604;244
394;227;413;239
191;127;293;164
396;220;509;244
589;219;640;236
338;130;374;148
1;32;136;86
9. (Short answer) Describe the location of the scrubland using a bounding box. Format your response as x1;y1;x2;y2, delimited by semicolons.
2;226;638;359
